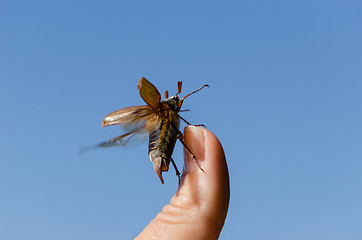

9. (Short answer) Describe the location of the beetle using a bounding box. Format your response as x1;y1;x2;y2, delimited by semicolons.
99;77;208;184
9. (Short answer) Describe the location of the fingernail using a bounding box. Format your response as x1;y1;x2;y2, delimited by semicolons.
183;126;205;171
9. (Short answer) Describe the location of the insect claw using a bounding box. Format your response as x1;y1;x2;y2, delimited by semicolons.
177;174;181;186
170;158;181;185
193;124;206;128
193;156;204;172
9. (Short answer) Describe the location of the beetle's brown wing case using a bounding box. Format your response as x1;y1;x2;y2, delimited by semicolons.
137;77;161;110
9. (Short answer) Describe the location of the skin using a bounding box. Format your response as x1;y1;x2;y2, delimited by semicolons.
135;126;230;240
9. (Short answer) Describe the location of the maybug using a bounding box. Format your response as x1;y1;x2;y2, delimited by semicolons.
99;77;208;184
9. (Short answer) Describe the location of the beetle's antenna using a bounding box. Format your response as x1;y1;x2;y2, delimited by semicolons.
177;84;209;109
180;84;209;101
164;90;169;99
176;81;182;97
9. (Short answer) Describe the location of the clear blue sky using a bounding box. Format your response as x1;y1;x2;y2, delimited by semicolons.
1;1;362;239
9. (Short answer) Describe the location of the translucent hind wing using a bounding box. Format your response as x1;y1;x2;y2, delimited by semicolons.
102;105;154;128
100;107;162;148
98;125;148;148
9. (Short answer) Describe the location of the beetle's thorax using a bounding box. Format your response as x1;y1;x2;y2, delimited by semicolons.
162;96;180;112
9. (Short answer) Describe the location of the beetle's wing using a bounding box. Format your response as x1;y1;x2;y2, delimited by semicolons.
102;105;154;128
100;105;162;147
137;77;161;110
98;124;148;148
79;123;149;154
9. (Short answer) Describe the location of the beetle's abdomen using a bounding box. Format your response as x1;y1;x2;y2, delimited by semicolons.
149;129;161;154
149;124;177;157
148;112;180;183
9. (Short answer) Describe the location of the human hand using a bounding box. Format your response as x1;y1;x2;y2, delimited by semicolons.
135;126;230;240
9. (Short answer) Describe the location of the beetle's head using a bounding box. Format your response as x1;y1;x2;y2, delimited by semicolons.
163;81;209;112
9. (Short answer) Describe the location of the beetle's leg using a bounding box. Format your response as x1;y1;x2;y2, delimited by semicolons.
170;157;181;185
177;114;206;128
177;130;204;172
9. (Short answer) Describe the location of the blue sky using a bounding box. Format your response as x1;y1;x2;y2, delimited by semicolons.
1;1;362;239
